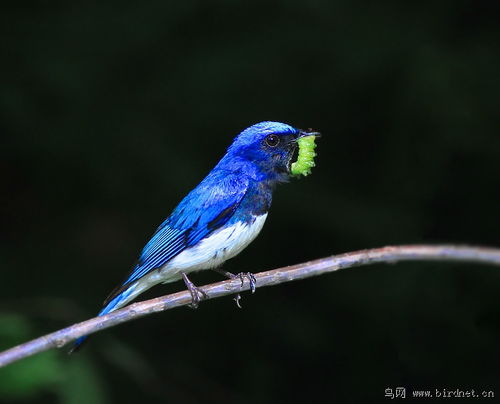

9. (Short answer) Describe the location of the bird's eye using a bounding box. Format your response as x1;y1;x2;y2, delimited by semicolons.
265;134;280;147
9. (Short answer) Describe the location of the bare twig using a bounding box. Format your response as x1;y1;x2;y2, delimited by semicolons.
1;244;500;368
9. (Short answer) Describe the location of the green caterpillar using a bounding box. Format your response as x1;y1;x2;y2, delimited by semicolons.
291;135;317;176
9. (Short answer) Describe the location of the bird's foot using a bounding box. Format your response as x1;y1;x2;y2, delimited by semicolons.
182;273;208;309
212;269;257;308
236;272;257;293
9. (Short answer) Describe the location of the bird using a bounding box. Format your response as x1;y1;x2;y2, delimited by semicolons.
70;121;319;352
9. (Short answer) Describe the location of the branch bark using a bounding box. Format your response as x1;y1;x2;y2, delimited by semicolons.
1;244;500;368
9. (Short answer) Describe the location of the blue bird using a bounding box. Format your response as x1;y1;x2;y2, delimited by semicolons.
70;121;318;352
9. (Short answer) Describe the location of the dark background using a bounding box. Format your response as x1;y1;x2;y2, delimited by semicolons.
2;1;500;403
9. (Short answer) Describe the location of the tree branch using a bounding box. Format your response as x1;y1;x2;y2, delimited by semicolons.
1;244;500;368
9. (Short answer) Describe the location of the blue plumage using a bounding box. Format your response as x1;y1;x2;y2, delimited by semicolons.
70;121;315;352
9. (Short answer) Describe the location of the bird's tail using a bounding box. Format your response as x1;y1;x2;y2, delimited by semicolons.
68;282;142;354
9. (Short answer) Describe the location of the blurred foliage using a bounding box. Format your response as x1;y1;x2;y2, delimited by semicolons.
2;0;500;403
0;314;62;399
0;313;106;403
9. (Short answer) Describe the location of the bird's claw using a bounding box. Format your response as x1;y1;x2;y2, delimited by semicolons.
182;273;208;309
211;268;257;308
237;272;257;293
188;287;208;309
231;272;256;308
233;293;242;309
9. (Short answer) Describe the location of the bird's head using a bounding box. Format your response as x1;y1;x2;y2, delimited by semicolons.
221;121;317;183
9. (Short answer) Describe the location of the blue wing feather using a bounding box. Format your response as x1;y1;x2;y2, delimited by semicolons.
122;171;249;286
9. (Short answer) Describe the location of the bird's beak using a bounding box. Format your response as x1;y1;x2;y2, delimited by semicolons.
297;129;321;139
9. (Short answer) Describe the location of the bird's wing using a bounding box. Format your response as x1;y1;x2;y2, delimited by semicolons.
111;171;249;293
